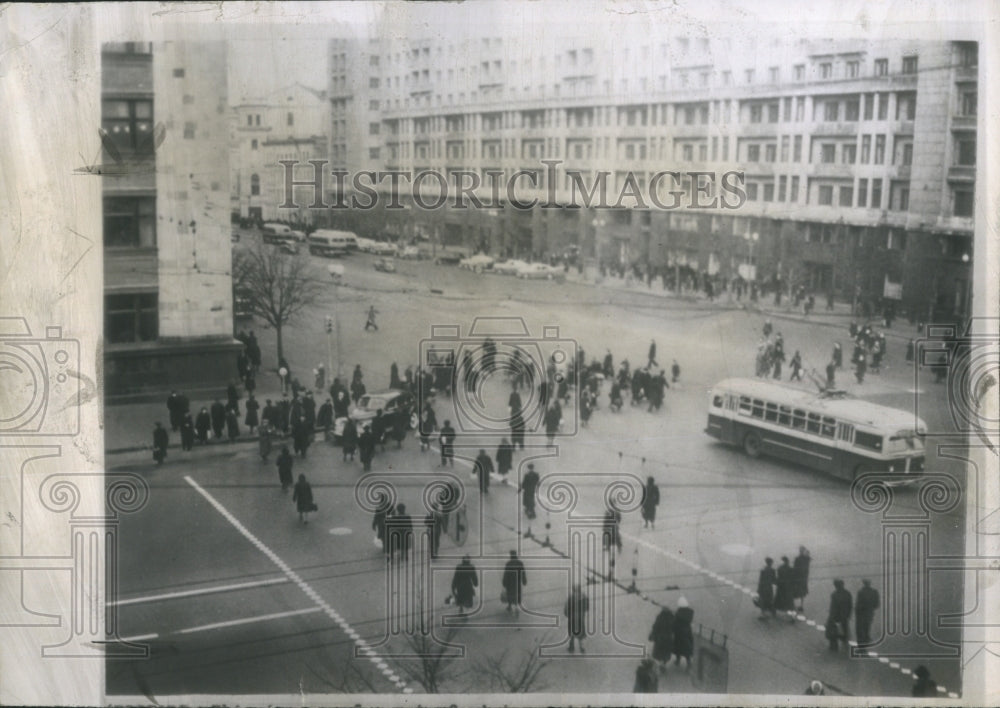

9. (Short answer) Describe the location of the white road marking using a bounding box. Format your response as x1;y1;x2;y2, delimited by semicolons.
184;475;406;692
177;607;322;634
328;527;353;535
111;577;288;606
119;632;158;642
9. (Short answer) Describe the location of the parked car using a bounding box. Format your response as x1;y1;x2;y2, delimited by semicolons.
288;229;307;243
371;240;397;256
373;257;396;273
333;389;417;442
493;259;529;275
356;237;377;253
517;262;565;281
277;241;299;255
396;244;421;259
459;254;495;273
435;248;470;265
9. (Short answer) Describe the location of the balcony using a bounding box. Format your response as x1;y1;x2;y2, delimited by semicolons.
951;114;976;131
811;121;862;137
810;162;854;179
734;122;780;138
947;165;975;183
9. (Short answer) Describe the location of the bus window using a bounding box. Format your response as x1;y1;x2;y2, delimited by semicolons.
712;395;724;408
765;402;779;422
837;423;854;442
792;409;806;430
821;417;836;438
807;413;821;434
855;431;883;451
739;396;752;415
752;399;765;419
778;405;791;425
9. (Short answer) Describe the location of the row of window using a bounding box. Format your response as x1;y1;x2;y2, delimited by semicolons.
733;395;883;451
106;293;158;344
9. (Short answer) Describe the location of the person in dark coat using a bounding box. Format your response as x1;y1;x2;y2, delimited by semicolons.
167;391;183;431
792;546;811;612
855;579;880;646
501;549;527;614
521;463;540;519
451;556;478;614
245;395;260;434
826;579;853;650
672;597;694;668
333;388;350;419
359;423;376;471
258;423;272;460
757;557;777;618
371;409;387;451
226;407;240;442
911;665;937;697
388;503;413;561
565;584;590;653
152;422;168;465
855;352;867;384
419;402;437;452
226;382;240;417
195;407;211;444
906;339;915;363
671;359;680;384
292;419;311;458
342;418;359;462
277;396;291;434
510;409;525;450
180;413;195;451
302;392;316;431
774;556;796;619
390;362;401;389
825;360;836;389
649;607;674;670
372;497;392;555
439;420;456;467
475;448;493;495
634;658;659;693
603;507;623;555
316;398;333;440
544;401;561;446
424;509;445;558
292;474;314;524
210;399;226;439
648;339;657;368
276;446;294;492
641;476;660;529
833;342;843;369
495;437;513;484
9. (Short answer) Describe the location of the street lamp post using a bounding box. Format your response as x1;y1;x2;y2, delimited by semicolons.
591;216;606;280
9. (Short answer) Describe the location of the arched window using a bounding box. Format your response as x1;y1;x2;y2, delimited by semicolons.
250;173;260;196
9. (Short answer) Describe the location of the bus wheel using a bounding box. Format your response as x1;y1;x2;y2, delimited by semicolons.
743;432;762;458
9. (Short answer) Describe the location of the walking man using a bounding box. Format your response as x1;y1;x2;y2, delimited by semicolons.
439;419;456;467
521;463;540;520
475;448;493;496
641;476;660;529
364;305;379;331
501;549;527;615
792;546;811;612
826;579;853;650
565;583;590;653
152;422;168;465
855;579;880;647
757;557;777;619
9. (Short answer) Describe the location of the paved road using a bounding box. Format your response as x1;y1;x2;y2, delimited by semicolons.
107;234;964;698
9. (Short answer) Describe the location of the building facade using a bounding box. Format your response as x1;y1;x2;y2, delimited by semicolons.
326;27;976;322
232;82;329;225
103;41;240;400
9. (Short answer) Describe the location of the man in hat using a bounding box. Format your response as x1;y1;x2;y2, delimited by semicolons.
521;463;540;519
826;579;853;650
855;579;880;646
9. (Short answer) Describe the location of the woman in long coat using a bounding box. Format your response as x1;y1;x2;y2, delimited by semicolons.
276;446;294;491
258;423;272;460
649;607;675;669
495;437;513;483
341;418;358;461
792;546;811;612
226;408;240;442
672;598;695;668
359;424;376;471
641;476;660;529
774;556;796;617
292;474;314;524
451;556;478;614
757;557;777;618
244;395;260;434
152;422;169;465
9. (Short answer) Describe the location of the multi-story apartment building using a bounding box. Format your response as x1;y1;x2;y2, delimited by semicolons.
103;41;240;399
327;28;976;323
232;82;329;225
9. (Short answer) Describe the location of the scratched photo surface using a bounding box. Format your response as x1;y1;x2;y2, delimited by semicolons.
1;2;997;706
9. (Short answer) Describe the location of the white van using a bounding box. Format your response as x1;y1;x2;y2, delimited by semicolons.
261;223;292;244
309;229;357;257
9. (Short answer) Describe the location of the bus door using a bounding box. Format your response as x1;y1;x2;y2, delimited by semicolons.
836;422;855;478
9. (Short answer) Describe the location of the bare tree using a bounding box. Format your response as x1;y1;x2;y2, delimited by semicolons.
475;635;552;693
233;243;324;364
392;627;463;694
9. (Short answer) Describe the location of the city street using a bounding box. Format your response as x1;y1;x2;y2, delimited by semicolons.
107;232;965;699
